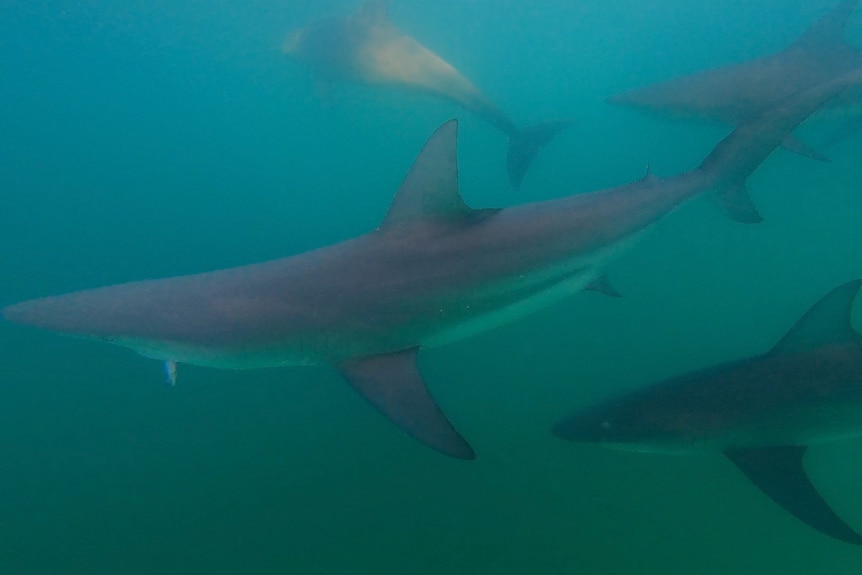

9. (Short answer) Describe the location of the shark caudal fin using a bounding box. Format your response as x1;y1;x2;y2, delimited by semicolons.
725;446;862;545
697;68;862;223
506;120;570;189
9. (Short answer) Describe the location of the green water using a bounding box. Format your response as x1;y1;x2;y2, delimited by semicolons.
2;1;862;573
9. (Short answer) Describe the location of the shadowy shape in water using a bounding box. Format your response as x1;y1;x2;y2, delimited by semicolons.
283;0;568;189
608;0;862;160
555;280;862;545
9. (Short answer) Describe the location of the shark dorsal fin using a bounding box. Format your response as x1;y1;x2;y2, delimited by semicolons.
382;120;476;229
771;280;862;354
354;0;389;26
793;0;859;51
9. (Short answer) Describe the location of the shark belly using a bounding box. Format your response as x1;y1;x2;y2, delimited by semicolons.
419;265;601;349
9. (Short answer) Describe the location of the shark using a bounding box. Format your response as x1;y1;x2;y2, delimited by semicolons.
4;71;861;460
282;0;567;189
554;280;862;545
607;0;862;160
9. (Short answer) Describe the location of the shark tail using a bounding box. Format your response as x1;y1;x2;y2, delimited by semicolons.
506;120;569;189
697;68;862;223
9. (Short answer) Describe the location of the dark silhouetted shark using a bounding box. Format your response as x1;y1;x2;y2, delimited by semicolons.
4;71;860;460
282;0;567;189
555;280;862;545
608;0;862;160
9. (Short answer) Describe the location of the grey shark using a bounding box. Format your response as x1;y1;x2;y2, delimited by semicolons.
608;0;862;160
4;71;860;460
282;0;566;189
555;280;862;545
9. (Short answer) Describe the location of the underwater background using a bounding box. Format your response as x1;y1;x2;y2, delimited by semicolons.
2;0;862;572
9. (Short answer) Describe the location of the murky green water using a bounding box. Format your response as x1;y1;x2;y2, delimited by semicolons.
2;1;862;573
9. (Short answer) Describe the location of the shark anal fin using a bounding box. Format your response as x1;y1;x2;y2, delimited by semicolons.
772;279;862;354
715;184;763;224
506;120;569;190
584;274;622;298
339;347;475;459
725;445;862;545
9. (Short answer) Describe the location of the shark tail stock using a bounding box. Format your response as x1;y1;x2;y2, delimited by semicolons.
695;68;862;223
506;120;570;189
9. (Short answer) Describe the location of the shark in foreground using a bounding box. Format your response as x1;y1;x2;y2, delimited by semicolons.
4;71;861;460
608;0;862;160
554;281;862;545
282;0;567;189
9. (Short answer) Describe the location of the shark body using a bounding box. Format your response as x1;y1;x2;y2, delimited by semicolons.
608;0;862;159
283;0;566;189
5;72;860;460
555;281;862;545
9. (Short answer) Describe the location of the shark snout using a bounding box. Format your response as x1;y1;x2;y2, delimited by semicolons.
552;409;615;443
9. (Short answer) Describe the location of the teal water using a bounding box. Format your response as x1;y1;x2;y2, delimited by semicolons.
3;1;862;572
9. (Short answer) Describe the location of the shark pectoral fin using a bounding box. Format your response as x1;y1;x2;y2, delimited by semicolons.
584;274;622;298
714;183;763;224
781;135;830;163
506;120;570;190
338;347;476;460
725;446;862;545
772;280;862;354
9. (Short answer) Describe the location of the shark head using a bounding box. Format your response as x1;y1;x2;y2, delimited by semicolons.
552;396;688;453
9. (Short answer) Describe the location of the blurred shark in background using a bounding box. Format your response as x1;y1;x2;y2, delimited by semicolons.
608;0;862;160
282;0;567;189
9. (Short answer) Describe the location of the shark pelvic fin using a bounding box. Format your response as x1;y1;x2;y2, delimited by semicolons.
724;445;862;545
772;279;862;354
715;184;763;224
506;120;570;190
339;347;476;459
781;134;830;163
793;0;859;52
382;120;481;229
